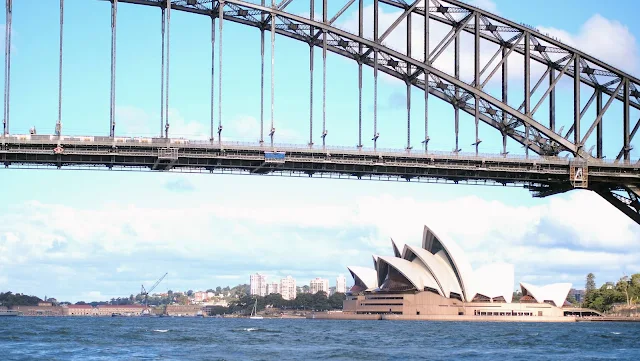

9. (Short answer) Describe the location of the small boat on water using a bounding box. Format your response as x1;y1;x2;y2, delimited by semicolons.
0;310;21;317
249;299;263;320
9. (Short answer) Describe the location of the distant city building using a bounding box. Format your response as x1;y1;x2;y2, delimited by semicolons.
336;274;347;294
570;288;585;303
281;276;297;300
310;278;330;294
328;286;336;296
193;291;208;303
266;282;280;295
250;273;267;297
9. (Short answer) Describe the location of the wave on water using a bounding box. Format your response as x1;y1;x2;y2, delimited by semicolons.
611;332;622;335
231;328;281;333
153;329;169;333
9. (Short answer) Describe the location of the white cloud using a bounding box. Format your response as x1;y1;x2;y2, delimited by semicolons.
537;14;639;76
222;114;303;143
115;106;302;144
116;106;208;139
1;182;638;301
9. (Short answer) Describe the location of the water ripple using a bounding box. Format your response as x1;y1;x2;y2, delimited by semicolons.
0;317;639;360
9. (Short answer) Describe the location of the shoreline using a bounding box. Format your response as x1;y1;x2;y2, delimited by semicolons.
306;313;640;323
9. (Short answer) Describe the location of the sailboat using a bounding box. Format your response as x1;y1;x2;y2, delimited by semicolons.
249;298;263;319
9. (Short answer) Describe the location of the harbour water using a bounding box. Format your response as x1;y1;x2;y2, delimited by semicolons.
1;317;639;360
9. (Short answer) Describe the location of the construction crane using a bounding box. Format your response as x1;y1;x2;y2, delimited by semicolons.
140;272;168;309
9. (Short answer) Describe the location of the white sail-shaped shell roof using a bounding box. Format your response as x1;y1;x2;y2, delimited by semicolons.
403;245;463;298
372;255;380;270
473;263;515;303
520;282;572;307
347;266;378;290
390;238;403;258
377;256;440;293
421;225;475;302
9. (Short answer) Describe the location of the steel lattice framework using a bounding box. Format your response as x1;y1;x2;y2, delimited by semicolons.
2;0;640;224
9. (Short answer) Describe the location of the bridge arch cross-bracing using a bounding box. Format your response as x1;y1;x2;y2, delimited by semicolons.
2;0;640;224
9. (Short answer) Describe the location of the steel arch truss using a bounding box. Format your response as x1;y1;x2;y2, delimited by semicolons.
5;0;639;222
119;0;640;162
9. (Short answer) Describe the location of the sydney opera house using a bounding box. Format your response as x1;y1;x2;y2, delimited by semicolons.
343;225;595;320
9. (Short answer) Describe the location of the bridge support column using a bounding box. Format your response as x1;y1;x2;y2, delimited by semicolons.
373;0;379;151
623;78;630;162
321;0;327;149
453;32;459;153
164;0;171;139
160;7;165;138
270;0;276;147
422;4;429;153
357;0;363;149
573;54;580;150
57;0;64;139
309;0;314;148
218;1;224;145
210;14;215;143
3;0;12;138
549;68;555;132
407;10;414;151
473;11;480;155
501;46;508;156
110;0;118;138
260;0;265;145
524;32;530;158
596;89;602;159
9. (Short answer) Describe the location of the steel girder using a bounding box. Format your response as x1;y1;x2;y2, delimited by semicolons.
114;0;640;163
593;185;640;225
19;0;638;223
110;0;570;156
381;0;640;162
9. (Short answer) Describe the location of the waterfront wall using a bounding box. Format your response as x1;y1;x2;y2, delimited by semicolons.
308;312;576;322
382;314;576;322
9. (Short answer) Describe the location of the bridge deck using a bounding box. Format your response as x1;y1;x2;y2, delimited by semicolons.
2;135;639;192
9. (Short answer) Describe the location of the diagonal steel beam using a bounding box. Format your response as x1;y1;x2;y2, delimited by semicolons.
594;186;640;225
516;66;551;112
617;117;640;161
480;32;525;89
530;55;575;116
361;0;420;58
581;80;625;145
277;0;294;10
378;0;420;44
429;13;473;64
563;89;597;140
328;0;355;25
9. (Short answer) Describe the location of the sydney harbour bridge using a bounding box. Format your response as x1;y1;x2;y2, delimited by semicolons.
1;0;640;223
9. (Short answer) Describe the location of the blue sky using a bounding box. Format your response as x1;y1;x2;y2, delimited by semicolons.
1;0;640;302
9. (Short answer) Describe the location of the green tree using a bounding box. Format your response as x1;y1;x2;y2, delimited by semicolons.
586;273;596;294
0;292;42;308
617;276;632;306
512;290;522;302
328;292;346;309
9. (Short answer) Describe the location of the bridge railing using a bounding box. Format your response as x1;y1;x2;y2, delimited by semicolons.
3;133;639;168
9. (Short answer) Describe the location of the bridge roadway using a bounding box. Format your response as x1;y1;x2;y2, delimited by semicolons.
1;134;639;193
